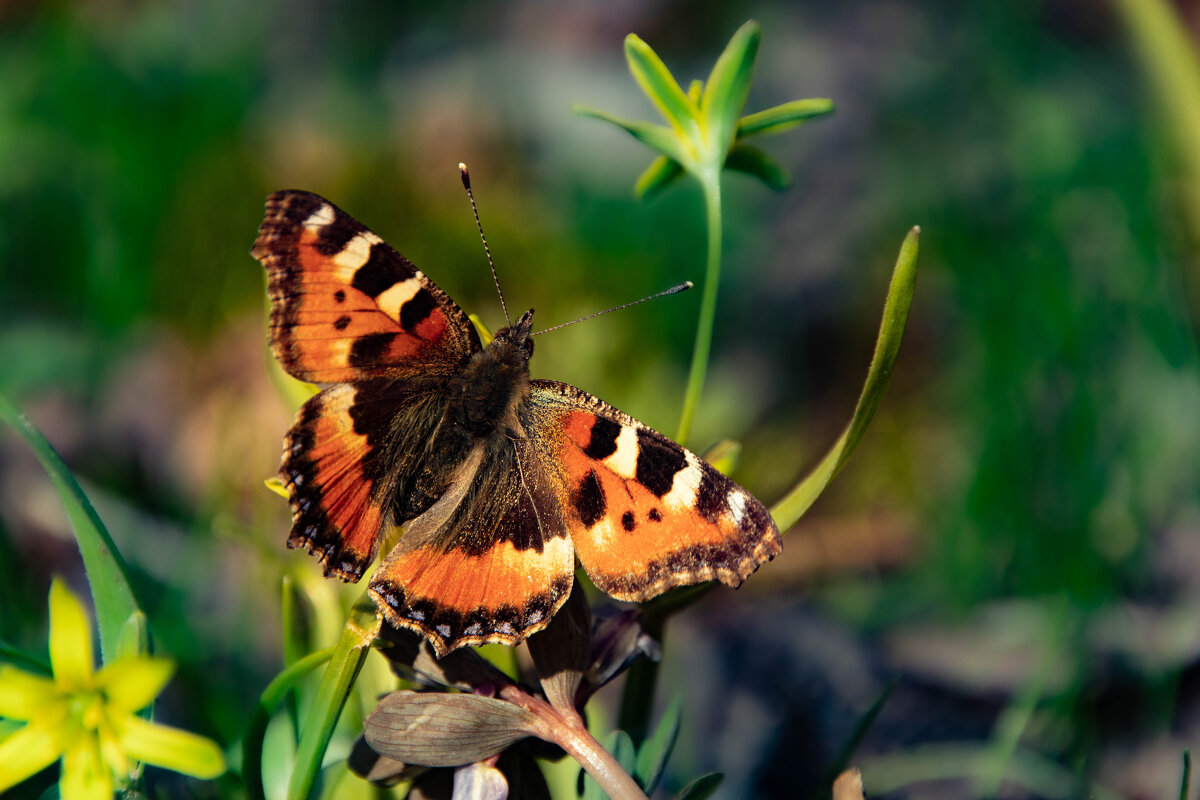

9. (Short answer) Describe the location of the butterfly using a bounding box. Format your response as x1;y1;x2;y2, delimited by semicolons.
252;189;781;656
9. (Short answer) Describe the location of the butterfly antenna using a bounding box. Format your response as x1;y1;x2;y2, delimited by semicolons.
534;281;693;336
459;163;511;326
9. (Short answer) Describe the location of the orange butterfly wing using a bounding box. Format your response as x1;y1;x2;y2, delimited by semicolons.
252;190;479;384
529;380;781;601
254;191;479;580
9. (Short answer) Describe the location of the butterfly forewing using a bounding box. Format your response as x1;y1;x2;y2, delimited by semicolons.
253;190;480;383
529;380;781;601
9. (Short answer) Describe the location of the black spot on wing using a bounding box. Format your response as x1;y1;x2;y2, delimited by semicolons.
334;316;351;330
570;470;606;528
400;288;438;331
314;217;357;256
635;430;687;498
334;290;346;303
648;508;662;522
621;511;636;531
352;244;406;297
695;468;726;524
349;332;397;368
583;417;621;460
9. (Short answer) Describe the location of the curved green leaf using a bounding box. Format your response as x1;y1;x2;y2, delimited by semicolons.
287;595;379;800
0;394;139;665
725;144;791;190
737;98;835;139
701;20;762;156
573;105;691;167
244;647;334;800
676;773;723;800
635;696;681;795
770;227;920;532
634;156;684;201
624;34;699;136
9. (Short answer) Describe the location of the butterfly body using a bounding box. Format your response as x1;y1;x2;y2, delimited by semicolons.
254;190;781;656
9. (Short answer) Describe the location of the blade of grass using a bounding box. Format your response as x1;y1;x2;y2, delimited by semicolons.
770;226;920;531
0;393;140;664
244;647;335;800
573;106;692;168
700;20;761;154
737;98;835;138
287;595;380;800
624;34;699;137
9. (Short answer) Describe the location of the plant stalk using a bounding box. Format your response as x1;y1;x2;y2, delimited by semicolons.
676;172;724;445
502;686;649;800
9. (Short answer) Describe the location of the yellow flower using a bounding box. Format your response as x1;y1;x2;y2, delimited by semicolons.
0;579;225;799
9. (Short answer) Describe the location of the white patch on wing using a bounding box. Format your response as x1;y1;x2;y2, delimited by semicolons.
332;232;380;281
304;204;335;228
603;425;640;479
727;488;748;527
663;451;704;511
376;277;423;324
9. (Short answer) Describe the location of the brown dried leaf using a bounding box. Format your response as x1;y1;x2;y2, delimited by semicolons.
365;690;540;767
347;734;423;786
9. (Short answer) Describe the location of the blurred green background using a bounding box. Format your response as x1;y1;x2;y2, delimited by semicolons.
3;1;1200;798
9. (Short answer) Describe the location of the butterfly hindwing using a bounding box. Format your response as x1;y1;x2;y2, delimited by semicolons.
369;432;575;656
252;190;480;383
529;380;781;601
282;378;452;581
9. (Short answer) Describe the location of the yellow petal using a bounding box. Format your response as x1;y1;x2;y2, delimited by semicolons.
0;665;58;721
49;579;95;689
114;714;225;779
94;657;174;713
0;715;72;792
60;737;112;800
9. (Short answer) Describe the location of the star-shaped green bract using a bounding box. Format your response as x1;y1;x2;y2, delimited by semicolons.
0;580;225;799
574;20;833;200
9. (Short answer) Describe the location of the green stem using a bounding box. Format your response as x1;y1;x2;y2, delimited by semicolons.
676;173;724;445
245;647;335;800
287;598;379;800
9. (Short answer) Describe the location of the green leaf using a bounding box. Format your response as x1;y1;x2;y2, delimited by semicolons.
115;611;149;661
737;98;835;139
701;439;741;476
0;640;51;675
573;105;691;167
287;595;380;800
820;680;894;797
624;34;699;136
635;697;681;794
725;144;791;190
243;647;334;800
770;227;920;532
0;394;139;665
700;20;762;157
634;156;684;201
676;772;724;800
